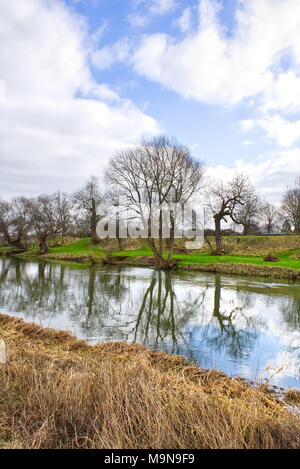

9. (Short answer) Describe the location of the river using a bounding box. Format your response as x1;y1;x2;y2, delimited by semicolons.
0;256;299;389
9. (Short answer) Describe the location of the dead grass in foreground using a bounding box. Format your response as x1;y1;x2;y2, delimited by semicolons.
0;314;300;449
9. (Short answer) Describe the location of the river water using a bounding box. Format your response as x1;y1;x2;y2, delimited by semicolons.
0;256;299;389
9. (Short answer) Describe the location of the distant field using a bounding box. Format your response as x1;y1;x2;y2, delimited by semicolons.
211;235;300;256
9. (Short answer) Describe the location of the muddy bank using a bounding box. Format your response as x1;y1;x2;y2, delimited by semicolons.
178;262;300;281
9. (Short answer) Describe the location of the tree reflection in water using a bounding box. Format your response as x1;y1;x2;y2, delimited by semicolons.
131;270;205;354
0;256;300;387
198;274;265;360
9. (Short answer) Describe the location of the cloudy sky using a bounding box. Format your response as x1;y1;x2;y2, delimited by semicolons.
0;0;300;203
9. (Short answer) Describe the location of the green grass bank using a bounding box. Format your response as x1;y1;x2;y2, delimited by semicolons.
6;235;300;280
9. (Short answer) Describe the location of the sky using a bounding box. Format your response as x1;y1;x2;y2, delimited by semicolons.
0;0;300;203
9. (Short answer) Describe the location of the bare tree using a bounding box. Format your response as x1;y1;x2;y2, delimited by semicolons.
0;197;30;249
281;177;300;233
104;189;128;251
53;191;74;238
281;219;292;233
235;189;261;235
27;195;62;254
260;202;278;234
208;174;252;252
0;199;16;247
73;176;104;244
106;136;205;268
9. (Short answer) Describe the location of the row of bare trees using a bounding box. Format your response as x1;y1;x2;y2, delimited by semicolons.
0;136;299;263
0;181;103;254
209;176;300;251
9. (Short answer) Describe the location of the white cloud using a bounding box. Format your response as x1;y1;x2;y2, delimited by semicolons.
241;115;300;147
92;22;108;44
92;39;131;70
127;13;148;29
174;7;192;33
131;0;300;110
240;120;255;132
0;0;160;198
261;71;300;113
257;115;300;147
148;0;176;14
207;149;300;204
128;0;176;28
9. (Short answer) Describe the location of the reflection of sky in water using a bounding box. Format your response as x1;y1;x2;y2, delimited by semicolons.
0;257;299;389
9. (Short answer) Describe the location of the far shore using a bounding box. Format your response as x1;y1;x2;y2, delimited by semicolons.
1;234;300;281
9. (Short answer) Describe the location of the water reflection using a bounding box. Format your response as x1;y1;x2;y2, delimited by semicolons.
0;256;299;388
198;274;264;360
131;270;205;354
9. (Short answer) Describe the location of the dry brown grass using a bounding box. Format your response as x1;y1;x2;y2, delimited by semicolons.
215;236;300;256
1;313;300;449
285;389;300;405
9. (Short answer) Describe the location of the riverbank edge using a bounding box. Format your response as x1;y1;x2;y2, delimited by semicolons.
6;250;300;280
0;312;300;449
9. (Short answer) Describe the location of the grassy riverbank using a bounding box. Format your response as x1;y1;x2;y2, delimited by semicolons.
8;235;300;279
0;313;300;449
0;247;12;252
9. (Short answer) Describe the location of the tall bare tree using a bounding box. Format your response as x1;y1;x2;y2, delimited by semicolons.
281;177;300;233
53;191;74;238
27;194;62;254
281;219;292;233
208;174;252;252
235;189;261;235
260;202;278;234
106;136;205;268
73;176;104;244
0;197;29;249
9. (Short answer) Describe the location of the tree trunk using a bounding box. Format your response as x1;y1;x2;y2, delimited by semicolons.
116;218;123;251
214;215;222;251
117;237;123;251
0;224;25;250
242;225;249;235
1;226;12;247
11;237;25;250
3;230;25;249
154;256;176;270
167;215;175;261
39;238;48;254
91;198;100;244
204;230;213;252
147;238;176;270
167;237;175;261
158;209;163;256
